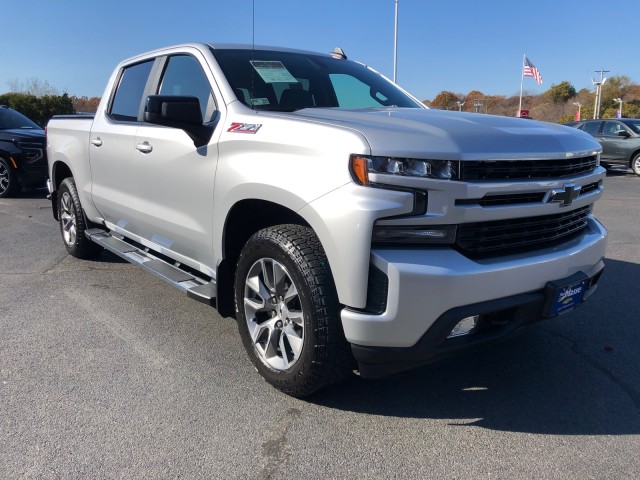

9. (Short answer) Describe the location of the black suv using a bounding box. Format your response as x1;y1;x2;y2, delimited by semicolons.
0;106;48;197
568;118;640;176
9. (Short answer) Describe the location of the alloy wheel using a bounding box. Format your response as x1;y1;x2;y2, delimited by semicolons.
243;257;304;371
60;191;77;246
0;162;9;194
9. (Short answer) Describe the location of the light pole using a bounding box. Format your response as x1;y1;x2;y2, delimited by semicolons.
573;102;582;121
592;69;609;119
614;97;623;118
456;101;465;112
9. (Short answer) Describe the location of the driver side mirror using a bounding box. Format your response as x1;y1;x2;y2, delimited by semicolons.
144;95;215;148
617;130;631;138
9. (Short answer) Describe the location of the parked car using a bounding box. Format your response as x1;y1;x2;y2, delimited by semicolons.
567;118;640;176
0;106;48;197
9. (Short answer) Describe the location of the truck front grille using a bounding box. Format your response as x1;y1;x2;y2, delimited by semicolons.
460;155;598;180
456;205;592;258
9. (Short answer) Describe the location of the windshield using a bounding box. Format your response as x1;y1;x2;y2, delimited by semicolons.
0;108;42;130
211;48;423;112
622;120;640;134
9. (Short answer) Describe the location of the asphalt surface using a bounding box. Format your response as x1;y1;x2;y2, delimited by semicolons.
1;171;639;479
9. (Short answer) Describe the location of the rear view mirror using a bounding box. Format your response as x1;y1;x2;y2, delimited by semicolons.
144;95;214;148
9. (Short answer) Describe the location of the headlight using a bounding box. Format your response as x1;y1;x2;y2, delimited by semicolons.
351;155;458;185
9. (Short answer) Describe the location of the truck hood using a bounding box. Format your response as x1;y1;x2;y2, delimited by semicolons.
287;108;600;160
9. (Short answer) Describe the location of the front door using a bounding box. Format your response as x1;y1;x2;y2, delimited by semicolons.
133;53;220;270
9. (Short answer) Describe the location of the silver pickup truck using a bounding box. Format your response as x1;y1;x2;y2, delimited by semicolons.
47;43;607;396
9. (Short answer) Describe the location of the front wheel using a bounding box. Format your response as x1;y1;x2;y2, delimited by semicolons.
57;178;103;259
0;157;18;198
631;153;640;176
234;224;353;397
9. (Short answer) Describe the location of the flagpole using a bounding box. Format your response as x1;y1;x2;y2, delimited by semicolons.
518;54;525;117
393;0;398;83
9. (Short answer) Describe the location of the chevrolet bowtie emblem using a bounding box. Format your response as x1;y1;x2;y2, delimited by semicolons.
548;183;581;206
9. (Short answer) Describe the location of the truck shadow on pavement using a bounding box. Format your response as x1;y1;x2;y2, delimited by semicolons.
310;257;640;435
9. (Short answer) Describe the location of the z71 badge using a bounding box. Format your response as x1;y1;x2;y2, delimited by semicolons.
227;122;262;134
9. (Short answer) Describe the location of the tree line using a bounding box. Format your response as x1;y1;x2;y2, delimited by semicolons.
4;75;640;126
1;78;100;126
0;92;101;126
426;76;640;122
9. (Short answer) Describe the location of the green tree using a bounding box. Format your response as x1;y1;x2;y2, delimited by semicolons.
625;100;640;118
546;81;577;104
0;92;74;125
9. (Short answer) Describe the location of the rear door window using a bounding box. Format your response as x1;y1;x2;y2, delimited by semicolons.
110;60;155;121
581;121;601;136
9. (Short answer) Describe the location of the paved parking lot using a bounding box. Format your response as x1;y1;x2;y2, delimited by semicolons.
1;170;639;479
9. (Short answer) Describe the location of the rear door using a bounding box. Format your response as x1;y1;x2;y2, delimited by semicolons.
89;59;156;226
133;51;220;269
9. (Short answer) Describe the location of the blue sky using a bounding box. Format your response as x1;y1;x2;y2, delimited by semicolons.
2;0;638;101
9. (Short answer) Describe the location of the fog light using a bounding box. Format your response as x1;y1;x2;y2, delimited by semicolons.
447;315;479;338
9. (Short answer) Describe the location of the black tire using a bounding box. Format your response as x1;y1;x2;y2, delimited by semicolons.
631;153;640;176
0;157;18;198
57;177;103;259
234;224;353;397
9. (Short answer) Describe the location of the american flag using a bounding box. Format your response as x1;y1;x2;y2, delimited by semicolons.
523;57;543;84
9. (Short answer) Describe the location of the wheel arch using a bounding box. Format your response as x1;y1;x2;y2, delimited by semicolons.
628;149;640;166
216;199;311;317
51;160;74;189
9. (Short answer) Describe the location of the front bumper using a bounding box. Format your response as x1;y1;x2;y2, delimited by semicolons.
341;216;607;374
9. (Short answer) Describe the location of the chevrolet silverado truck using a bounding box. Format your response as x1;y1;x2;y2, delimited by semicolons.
46;43;607;397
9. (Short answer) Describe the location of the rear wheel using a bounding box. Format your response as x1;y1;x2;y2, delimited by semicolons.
631;153;640;176
57;177;103;259
0;157;18;198
234;224;353;397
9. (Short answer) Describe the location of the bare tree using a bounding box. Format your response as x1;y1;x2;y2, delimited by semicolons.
6;77;59;97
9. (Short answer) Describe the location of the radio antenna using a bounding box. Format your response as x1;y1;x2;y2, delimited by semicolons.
251;0;256;110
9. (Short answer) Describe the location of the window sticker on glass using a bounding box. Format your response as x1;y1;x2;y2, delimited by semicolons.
250;98;270;106
250;61;298;84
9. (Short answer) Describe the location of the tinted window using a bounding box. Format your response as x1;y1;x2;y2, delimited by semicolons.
622;120;640;134
159;55;214;122
0;108;42;130
581;121;601;135
603;121;625;136
110;60;154;121
329;74;389;108
212;48;421;111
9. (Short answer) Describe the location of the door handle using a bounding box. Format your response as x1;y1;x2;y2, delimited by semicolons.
136;142;153;153
90;137;103;147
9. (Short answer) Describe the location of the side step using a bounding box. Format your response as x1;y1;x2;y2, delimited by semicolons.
86;229;216;306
